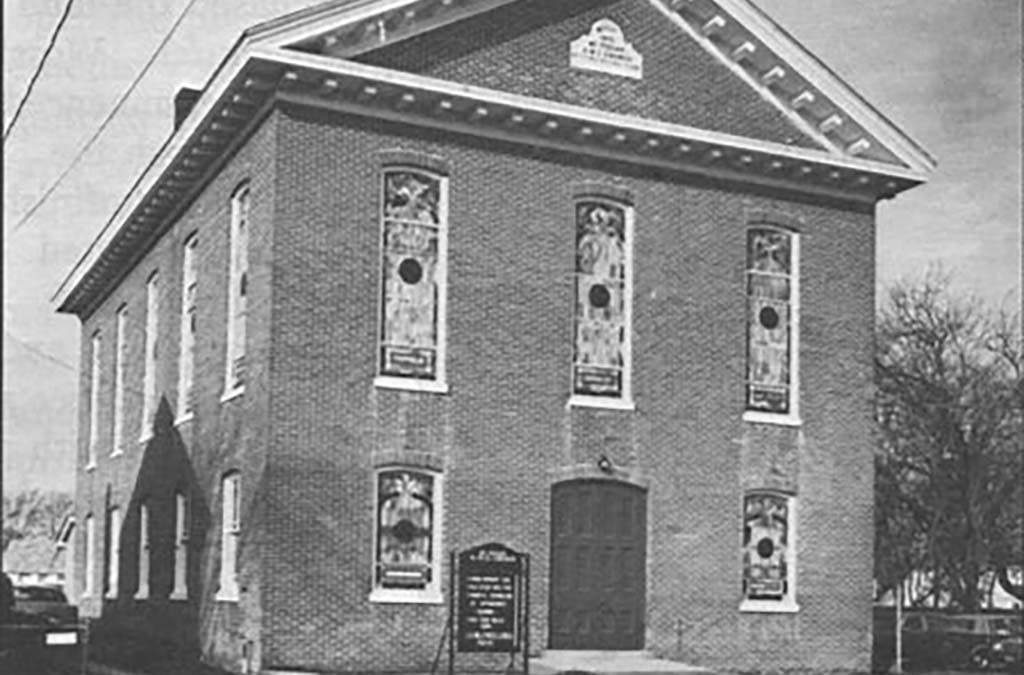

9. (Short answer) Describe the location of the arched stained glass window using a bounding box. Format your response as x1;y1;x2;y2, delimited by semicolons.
375;469;435;590
746;227;795;414
379;169;446;384
573;199;631;401
742;491;796;606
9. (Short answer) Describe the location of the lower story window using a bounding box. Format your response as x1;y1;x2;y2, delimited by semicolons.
371;467;442;603
741;490;798;611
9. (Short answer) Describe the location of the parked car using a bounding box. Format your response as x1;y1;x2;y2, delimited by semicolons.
11;584;77;625
969;632;1023;671
901;612;1022;671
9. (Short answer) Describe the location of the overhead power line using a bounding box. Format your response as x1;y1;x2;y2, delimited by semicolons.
2;0;77;144
8;0;202;236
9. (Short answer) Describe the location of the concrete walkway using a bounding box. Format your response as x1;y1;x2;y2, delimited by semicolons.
531;650;712;674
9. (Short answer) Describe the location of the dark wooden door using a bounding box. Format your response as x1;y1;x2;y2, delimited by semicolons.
549;479;646;649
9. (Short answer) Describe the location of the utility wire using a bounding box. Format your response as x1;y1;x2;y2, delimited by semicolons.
4;329;77;372
2;0;77;144
8;0;201;236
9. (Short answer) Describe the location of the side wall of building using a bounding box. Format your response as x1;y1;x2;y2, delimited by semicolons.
72;113;280;672
260;103;875;672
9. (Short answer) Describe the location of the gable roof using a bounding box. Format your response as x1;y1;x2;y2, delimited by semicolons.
2;536;63;575
55;0;935;316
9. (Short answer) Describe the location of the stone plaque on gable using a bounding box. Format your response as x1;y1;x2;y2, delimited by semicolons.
570;19;643;80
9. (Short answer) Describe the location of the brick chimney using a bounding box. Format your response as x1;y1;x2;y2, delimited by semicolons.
173;87;202;131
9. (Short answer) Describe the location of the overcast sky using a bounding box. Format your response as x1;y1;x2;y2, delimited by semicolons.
3;0;1021;494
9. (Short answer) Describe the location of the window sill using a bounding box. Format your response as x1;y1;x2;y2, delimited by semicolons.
134;589;149;601
85;462;97;472
214;588;239;603
739;599;800;613
220;387;244;403
742;410;802;427
169;590;188;601
139;432;154;444
374;376;449;395
104;592;118;600
110;450;123;459
369;587;444;605
568;395;635;411
174;413;194;426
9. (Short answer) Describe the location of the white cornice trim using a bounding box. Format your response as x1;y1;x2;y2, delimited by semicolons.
256;46;929;182
715;0;936;174
647;0;841;157
52;44;255;310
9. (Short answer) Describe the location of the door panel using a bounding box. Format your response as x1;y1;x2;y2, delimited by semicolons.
549;480;646;649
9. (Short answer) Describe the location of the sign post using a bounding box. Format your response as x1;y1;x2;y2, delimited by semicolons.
449;543;529;675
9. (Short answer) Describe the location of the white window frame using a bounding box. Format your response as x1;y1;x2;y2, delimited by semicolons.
369;467;444;604
223;184;249;401
216;473;241;601
106;507;121;599
83;515;95;597
568;196;635;411
87;332;101;468
743;226;800;426
135;503;149;600
374;167;449;395
740;490;799;613
171;492;188;599
177;235;198;423
112;306;127;455
141;272;159;441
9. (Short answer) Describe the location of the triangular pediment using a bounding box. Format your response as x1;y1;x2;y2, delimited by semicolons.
263;0;934;174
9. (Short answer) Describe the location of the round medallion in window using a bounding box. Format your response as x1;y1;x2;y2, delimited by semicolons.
392;519;417;543
756;537;775;559
589;283;611;309
758;306;780;330
398;258;423;285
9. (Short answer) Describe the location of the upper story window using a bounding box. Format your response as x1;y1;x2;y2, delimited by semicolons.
217;472;240;601
112;306;127;455
178;234;198;420
741;490;798;612
225;185;249;397
745;226;800;424
141;272;159;440
371;467;443;603
88;331;101;466
376;168;448;394
570;196;633;409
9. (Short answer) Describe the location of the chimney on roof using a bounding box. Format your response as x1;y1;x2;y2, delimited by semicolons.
174;87;202;131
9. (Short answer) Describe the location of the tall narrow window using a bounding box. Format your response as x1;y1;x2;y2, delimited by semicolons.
377;168;448;392
741;491;798;611
83;515;95;597
135;503;149;600
112;306;127;454
571;197;633;406
745;227;799;420
225;185;249;395
171;493;188;599
141;273;159;440
371;468;443;602
178;235;198;420
217;473;240;601
88;332;101;466
106;507;121;599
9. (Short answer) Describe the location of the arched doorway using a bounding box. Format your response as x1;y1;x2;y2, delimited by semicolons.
549;479;646;649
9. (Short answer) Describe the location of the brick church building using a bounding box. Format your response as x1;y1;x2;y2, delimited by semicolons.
55;0;933;672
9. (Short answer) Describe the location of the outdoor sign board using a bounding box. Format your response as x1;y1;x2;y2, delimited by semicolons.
448;542;530;675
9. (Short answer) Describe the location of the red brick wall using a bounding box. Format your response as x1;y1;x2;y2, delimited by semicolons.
259;102;875;672
73;113;280;673
356;0;819;150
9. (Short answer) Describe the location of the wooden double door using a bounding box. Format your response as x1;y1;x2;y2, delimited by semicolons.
549;479;647;649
